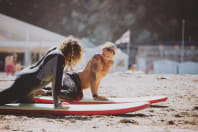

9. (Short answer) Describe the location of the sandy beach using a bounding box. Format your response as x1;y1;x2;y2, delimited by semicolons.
0;72;197;132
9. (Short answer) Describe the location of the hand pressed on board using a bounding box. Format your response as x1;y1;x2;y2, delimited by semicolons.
55;102;69;109
94;95;108;101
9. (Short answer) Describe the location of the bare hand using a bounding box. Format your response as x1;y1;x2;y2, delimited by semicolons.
35;89;47;96
55;102;69;109
94;95;108;101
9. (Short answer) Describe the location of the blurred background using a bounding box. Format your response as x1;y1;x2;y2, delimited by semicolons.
0;0;198;75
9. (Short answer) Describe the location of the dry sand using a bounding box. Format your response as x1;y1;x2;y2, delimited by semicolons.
0;72;197;132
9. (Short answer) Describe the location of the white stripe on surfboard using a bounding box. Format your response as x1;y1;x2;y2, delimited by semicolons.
0;102;149;111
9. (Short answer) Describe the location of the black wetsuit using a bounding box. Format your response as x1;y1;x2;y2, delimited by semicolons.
0;46;65;107
44;71;83;101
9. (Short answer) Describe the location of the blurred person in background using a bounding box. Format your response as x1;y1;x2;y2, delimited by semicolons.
5;55;15;76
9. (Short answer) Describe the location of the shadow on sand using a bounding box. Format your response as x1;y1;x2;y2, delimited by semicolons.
150;105;168;108
115;113;149;117
0;113;95;121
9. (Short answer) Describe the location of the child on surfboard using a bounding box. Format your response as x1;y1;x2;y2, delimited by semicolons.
0;39;83;108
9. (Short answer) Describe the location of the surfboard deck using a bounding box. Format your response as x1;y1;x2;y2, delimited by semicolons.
0;102;149;115
34;96;168;104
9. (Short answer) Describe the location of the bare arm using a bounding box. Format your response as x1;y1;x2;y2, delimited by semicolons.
90;55;100;97
90;55;108;101
95;80;100;93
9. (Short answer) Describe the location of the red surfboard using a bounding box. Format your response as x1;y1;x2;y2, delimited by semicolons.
34;96;168;104
0;102;149;115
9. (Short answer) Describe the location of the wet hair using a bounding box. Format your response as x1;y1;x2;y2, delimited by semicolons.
60;39;82;68
103;41;116;55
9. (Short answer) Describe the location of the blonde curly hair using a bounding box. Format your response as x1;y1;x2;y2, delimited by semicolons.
60;39;83;68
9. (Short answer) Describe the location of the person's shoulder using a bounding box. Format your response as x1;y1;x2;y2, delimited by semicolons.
92;54;101;60
47;46;64;57
44;48;65;63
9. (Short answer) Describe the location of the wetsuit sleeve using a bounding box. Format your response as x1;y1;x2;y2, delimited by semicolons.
52;55;65;108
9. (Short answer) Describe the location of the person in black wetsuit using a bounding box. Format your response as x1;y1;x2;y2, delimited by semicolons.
0;39;82;108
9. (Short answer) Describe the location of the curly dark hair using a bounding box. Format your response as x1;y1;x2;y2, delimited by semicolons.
60;39;82;68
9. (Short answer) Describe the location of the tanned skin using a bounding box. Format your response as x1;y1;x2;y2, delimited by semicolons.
78;49;114;101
